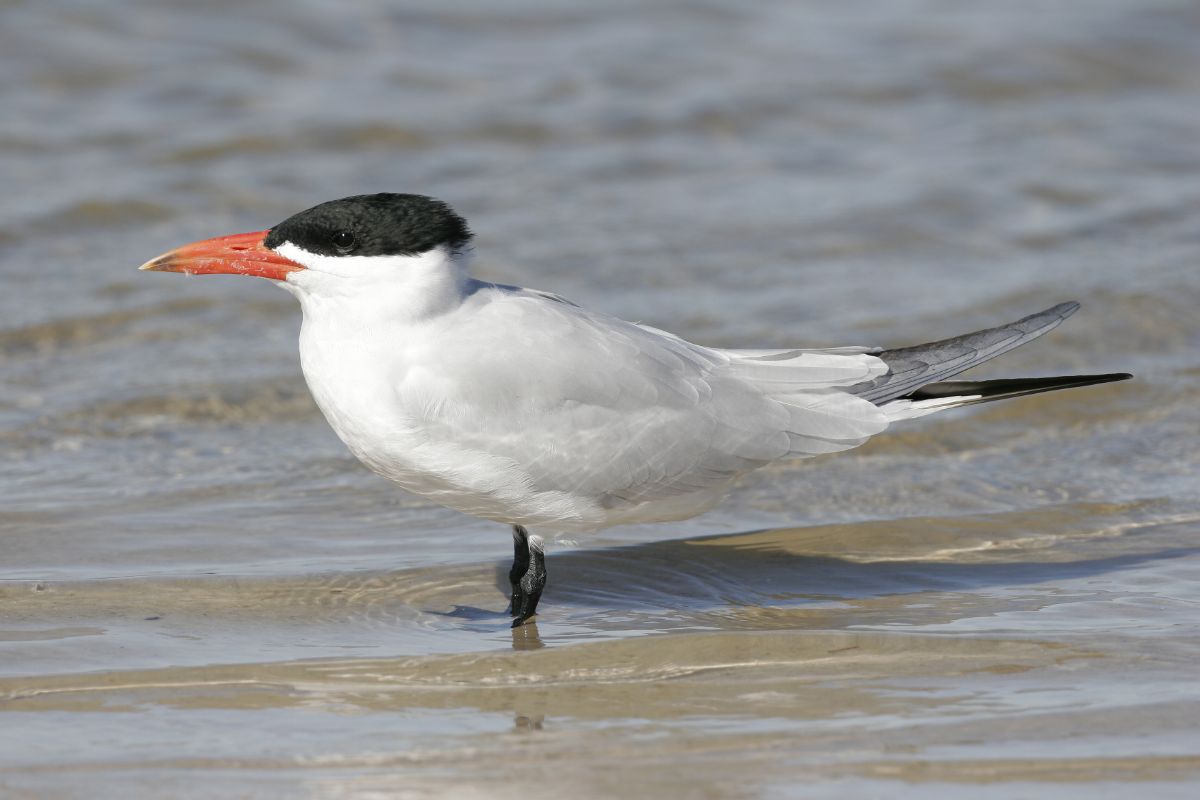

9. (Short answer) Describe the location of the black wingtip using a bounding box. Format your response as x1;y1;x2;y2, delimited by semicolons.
908;372;1133;403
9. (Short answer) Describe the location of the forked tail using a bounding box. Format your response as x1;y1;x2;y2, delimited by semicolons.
848;302;1132;420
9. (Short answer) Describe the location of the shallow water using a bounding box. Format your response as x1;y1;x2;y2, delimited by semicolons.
3;0;1200;797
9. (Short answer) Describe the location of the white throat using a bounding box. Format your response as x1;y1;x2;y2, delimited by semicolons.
276;243;471;324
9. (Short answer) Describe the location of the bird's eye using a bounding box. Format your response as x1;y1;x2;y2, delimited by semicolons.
332;230;355;251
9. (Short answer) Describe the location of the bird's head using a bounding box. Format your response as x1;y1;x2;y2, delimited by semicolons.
141;193;474;311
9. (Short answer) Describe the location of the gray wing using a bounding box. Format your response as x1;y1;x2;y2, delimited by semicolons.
850;302;1080;404
419;286;889;524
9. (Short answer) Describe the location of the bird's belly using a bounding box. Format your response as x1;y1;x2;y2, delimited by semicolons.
299;358;604;529
307;388;695;531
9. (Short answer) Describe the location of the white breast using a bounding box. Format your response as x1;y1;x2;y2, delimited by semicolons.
294;300;607;529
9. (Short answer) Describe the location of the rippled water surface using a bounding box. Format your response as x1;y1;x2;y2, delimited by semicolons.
3;0;1200;797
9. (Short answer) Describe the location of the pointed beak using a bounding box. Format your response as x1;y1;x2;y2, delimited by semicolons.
139;230;304;281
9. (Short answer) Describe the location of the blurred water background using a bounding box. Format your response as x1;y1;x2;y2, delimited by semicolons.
2;0;1199;797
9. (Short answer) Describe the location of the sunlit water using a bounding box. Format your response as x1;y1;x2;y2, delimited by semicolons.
2;0;1199;797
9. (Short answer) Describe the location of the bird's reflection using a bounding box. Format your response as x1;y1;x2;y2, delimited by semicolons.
511;619;545;650
434;605;546;648
513;713;545;732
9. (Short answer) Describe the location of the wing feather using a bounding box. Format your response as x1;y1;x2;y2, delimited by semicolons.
851;302;1080;403
406;286;891;526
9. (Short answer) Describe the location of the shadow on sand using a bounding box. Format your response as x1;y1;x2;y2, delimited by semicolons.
437;505;1198;635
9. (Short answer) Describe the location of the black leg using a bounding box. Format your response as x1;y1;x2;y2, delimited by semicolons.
507;525;531;615
508;525;547;628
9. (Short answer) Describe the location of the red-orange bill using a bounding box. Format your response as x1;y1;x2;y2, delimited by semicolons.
139;230;304;281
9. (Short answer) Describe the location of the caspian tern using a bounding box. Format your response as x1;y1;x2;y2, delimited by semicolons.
141;193;1131;626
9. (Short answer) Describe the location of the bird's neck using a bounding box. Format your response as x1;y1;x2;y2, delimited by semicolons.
280;247;472;326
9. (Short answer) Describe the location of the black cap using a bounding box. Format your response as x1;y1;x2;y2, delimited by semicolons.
264;194;472;258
